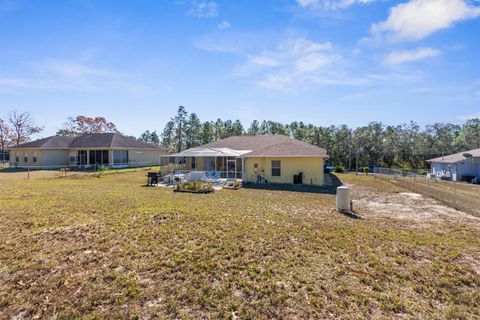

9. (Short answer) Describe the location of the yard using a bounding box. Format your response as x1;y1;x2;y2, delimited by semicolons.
0;171;479;319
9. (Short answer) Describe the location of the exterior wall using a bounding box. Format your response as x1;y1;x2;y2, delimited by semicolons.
10;148;168;168
432;159;480;181
9;149;44;167
128;149;168;166
42;150;70;167
244;157;324;186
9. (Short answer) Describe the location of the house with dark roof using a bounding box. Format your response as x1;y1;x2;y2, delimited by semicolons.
427;148;480;182
171;134;328;185
8;133;169;168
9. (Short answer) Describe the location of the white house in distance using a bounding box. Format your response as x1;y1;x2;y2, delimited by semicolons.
427;148;480;182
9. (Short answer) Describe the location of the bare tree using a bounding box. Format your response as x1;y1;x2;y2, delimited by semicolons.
0;118;12;162
8;111;43;146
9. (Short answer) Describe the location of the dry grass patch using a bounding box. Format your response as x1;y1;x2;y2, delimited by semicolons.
0;172;479;319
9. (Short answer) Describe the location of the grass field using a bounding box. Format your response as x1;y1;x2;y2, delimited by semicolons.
0;172;479;319
0;166;160;181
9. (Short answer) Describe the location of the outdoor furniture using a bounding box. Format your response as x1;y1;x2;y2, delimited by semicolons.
173;173;185;184
190;171;206;181
147;172;159;186
205;171;214;181
163;174;173;184
212;171;221;181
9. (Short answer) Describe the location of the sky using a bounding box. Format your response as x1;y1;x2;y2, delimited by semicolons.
0;0;479;137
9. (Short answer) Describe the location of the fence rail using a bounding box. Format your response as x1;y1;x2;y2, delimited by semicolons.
0;162;160;180
373;167;480;217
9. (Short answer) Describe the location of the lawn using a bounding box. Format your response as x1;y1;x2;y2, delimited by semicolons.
0;172;479;319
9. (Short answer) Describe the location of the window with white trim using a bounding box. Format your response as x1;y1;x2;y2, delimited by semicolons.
271;160;281;177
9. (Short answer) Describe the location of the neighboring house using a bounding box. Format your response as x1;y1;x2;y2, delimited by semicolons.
8;133;170;168
171;134;328;186
427;148;480;182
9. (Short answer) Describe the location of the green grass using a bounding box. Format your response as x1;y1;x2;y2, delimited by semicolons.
0;172;479;319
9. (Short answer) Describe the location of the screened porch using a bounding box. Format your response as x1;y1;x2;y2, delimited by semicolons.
160;147;251;180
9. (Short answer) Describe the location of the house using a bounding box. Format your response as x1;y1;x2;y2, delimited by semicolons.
8;133;170;169
169;134;328;185
427;148;480;182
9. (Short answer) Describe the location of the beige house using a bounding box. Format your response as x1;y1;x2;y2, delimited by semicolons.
170;134;328;186
9;133;169;168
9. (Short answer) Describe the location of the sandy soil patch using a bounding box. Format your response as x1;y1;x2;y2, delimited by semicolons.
346;183;480;226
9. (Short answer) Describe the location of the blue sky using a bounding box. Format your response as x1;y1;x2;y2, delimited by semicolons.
0;0;479;137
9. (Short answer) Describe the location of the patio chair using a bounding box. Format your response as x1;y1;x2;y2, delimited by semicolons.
212;171;221;181
203;171;213;182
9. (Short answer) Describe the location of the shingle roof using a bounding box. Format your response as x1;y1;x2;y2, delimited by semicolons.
427;148;480;164
10;133;168;150
9;136;75;149
200;134;327;157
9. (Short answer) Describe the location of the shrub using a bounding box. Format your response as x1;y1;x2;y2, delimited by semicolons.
363;167;369;174
333;165;345;173
177;181;214;193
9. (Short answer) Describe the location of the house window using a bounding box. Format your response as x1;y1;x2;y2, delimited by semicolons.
24;152;28;163
15;152;19;163
113;150;129;165
191;157;196;169
77;150;87;165
89;150;109;165
33;153;37;163
271;160;281;177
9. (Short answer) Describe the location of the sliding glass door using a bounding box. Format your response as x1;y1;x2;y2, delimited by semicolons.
88;150;109;165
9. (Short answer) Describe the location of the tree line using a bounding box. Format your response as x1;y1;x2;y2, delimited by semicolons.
145;106;480;170
1;107;479;169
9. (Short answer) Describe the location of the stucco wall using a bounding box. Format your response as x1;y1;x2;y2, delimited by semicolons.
42;150;70;167
244;157;324;186
128;149;168;166
10;149;44;167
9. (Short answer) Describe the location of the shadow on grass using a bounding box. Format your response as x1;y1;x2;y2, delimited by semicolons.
243;173;343;195
339;210;363;219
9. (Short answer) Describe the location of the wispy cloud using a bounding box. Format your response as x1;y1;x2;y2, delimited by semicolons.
383;47;441;65
187;1;218;18
237;38;342;90
218;20;231;30
0;59;119;93
37;60;116;78
368;0;480;42
297;0;376;10
195;32;427;91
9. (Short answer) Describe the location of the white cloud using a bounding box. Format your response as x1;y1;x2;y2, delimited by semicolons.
371;0;480;42
235;38;343;90
297;0;376;10
39;60;115;78
187;1;218;18
383;47;441;65
0;59;120;94
195;34;425;91
218;20;231;30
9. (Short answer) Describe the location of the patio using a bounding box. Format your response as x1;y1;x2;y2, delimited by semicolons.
159;147;252;183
